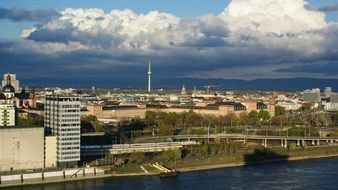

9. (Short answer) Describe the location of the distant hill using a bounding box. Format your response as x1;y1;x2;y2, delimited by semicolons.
21;77;338;91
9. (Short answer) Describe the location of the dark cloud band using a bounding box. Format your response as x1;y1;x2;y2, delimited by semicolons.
305;3;338;12
0;7;59;22
318;3;338;12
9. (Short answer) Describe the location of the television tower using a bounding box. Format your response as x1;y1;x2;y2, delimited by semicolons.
147;61;152;92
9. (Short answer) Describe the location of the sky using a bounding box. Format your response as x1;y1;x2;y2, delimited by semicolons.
0;0;338;83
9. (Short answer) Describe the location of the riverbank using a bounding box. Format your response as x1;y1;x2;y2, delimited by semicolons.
111;146;338;176
0;167;109;188
0;174;112;188
109;153;338;177
176;153;338;173
3;146;338;188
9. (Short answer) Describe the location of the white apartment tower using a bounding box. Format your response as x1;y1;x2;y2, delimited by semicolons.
44;95;81;168
0;104;15;127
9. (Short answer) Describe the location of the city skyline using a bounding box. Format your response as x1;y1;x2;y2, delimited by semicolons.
0;0;338;83
2;1;338;187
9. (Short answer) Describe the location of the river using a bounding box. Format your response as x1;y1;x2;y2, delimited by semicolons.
6;157;338;190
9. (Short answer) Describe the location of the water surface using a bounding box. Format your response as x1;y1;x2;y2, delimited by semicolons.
7;157;338;190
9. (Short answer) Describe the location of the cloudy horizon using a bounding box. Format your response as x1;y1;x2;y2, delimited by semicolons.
1;0;338;82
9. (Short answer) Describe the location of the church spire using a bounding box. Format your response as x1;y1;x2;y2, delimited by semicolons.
6;74;11;85
180;85;187;95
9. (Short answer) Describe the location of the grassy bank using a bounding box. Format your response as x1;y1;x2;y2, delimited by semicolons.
110;145;338;175
170;146;338;171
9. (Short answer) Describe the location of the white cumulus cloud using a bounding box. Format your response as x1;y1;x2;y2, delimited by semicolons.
6;0;338;79
220;0;327;34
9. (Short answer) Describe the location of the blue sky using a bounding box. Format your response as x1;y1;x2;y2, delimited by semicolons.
0;0;336;17
1;0;230;17
1;0;338;39
0;0;229;39
0;0;338;83
0;0;336;15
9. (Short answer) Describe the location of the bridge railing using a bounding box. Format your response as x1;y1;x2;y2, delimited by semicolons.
110;141;198;150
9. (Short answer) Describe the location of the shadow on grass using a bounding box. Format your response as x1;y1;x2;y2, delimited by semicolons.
244;148;289;165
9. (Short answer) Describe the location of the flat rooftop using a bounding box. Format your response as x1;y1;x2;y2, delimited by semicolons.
0;125;43;129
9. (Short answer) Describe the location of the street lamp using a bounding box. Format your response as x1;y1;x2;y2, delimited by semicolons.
188;126;190;141
286;128;288;137
207;122;210;143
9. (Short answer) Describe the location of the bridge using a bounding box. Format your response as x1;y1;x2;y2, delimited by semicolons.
134;134;338;148
81;141;199;156
109;141;198;155
171;134;338;148
81;134;338;157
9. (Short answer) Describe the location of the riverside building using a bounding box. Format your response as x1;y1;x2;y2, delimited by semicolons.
44;95;81;168
0;126;44;171
0;105;44;172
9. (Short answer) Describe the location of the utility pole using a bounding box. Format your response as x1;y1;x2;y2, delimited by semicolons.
309;127;311;137
188;127;190;141
207;123;210;143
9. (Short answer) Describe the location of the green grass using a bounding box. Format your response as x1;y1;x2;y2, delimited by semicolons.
167;146;338;169
111;163;143;174
166;153;246;169
110;145;338;174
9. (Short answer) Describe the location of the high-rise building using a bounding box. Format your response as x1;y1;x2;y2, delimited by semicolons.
324;87;333;98
44;95;81;168
147;61;152;92
0;104;15;127
303;89;320;102
2;73;20;93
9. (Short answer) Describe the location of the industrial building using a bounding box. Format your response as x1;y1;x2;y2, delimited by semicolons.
0;126;44;172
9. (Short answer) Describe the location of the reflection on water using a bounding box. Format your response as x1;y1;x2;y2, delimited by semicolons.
6;157;338;190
